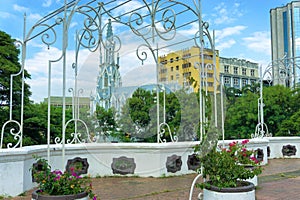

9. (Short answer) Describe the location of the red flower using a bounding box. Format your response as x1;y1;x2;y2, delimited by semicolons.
229;141;236;147
242;139;249;145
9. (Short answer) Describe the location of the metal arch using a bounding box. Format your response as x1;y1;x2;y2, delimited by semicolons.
253;56;300;139
1;0;217;149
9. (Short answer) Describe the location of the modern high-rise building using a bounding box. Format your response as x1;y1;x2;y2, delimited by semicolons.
270;1;300;87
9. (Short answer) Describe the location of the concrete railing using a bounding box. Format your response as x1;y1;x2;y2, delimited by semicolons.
0;137;298;197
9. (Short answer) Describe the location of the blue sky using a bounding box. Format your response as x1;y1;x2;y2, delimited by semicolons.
0;0;294;102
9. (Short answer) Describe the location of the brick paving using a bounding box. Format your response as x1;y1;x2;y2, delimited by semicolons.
5;158;300;200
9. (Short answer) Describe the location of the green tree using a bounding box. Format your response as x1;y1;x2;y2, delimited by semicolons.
224;90;259;139
0;30;32;147
0;30;31;112
23;103;73;145
263;85;294;136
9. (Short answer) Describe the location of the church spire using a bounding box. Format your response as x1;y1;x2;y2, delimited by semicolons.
106;19;113;39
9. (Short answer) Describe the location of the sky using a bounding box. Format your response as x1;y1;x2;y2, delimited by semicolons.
0;0;295;103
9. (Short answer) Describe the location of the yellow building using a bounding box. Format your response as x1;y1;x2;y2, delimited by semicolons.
158;46;220;93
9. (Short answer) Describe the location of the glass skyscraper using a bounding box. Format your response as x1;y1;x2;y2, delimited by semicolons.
270;1;300;88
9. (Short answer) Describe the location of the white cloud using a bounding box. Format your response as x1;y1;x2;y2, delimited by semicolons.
42;0;52;8
0;11;13;19
243;31;271;55
215;26;247;41
13;4;28;13
27;13;43;22
216;39;236;51
114;0;148;17
212;2;243;25
213;26;247;50
25;47;92;102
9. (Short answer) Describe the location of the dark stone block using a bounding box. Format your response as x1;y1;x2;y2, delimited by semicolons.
111;156;136;175
66;157;89;176
267;146;270;157
187;154;201;171
166;154;182;173
256;148;264;162
282;145;297;156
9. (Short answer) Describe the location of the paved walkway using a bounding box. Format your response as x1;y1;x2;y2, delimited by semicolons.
6;158;300;200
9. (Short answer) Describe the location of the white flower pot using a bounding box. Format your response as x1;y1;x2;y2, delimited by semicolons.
202;181;255;200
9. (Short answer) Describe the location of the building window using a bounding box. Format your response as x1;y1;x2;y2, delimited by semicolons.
182;62;191;69
242;79;248;86
208;73;214;78
170;58;174;63
176;56;179;61
251;69;255;76
224;65;229;73
182;53;191;59
234;67;238;74
171;67;174;72
160;68;167;73
233;78;239;86
176;74;179;80
242;68;247;75
224;77;230;85
171;75;173;80
208;82;213;87
104;73;108;87
176;65;179;70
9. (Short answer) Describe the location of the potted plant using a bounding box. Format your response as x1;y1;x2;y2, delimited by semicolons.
196;139;262;200
31;156;97;200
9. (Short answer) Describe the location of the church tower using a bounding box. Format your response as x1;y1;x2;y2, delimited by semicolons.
92;19;121;111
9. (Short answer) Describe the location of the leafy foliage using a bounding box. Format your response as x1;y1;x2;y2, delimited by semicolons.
198;140;262;189
22;103;73;145
224;84;300;138
0;30;31;109
31;156;96;199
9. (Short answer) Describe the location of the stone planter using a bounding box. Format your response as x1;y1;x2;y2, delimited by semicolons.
32;190;88;200
244;175;258;186
202;181;255;200
242;165;258;186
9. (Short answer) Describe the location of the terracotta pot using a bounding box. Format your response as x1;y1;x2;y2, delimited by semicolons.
202;181;255;200
31;190;88;200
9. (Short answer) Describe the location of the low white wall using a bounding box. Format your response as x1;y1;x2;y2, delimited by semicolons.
0;142;197;197
266;137;300;158
0;137;299;197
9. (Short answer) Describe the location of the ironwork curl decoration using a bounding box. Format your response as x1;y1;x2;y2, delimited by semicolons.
193;27;213;49
159;122;178;143
136;44;151;65
0;120;22;149
252;122;271;139
129;12;150;37
75;5;102;52
54;119;90;144
38;23;60;49
128;0;176;41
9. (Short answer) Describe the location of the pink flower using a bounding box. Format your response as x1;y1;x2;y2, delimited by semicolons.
229;141;236;147
250;156;259;163
52;170;63;175
242;139;249;145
